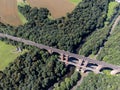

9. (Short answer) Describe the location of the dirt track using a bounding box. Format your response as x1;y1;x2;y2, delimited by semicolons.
95;15;120;58
26;0;75;18
0;0;21;26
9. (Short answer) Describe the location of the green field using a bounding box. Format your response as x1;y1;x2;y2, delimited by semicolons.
107;1;119;20
17;1;28;24
0;41;26;70
70;0;82;5
18;11;28;24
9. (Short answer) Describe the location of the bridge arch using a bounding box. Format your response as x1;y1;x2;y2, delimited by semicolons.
84;69;94;73
68;56;79;64
99;67;113;72
86;63;98;68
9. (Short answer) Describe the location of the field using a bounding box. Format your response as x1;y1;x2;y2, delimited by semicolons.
0;41;26;71
107;1;119;20
70;0;82;5
17;1;28;24
0;0;81;25
0;0;22;26
26;0;75;18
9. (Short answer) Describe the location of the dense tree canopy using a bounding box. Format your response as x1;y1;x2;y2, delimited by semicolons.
0;49;67;90
79;26;110;56
77;73;120;90
53;72;80;90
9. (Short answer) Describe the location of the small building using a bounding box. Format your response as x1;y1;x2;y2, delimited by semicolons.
116;0;120;3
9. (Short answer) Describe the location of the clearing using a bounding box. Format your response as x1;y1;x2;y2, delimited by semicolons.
0;41;26;71
26;0;76;18
17;0;28;24
0;0;22;26
107;1;119;20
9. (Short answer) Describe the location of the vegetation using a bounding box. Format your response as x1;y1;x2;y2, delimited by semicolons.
97;23;120;65
69;0;82;5
17;1;28;24
18;11;28;24
79;1;120;57
79;26;110;56
0;49;67;89
77;73;120;90
53;72;80;90
76;27;120;89
107;1;119;21
0;40;26;70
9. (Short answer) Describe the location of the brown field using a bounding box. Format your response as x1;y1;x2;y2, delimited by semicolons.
0;0;21;26
26;0;75;18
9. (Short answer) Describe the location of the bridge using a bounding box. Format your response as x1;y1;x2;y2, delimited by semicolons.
0;33;120;75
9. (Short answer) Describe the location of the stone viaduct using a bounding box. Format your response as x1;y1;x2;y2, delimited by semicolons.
0;33;120;75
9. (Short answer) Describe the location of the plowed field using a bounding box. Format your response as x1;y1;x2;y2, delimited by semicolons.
0;0;21;26
26;0;75;18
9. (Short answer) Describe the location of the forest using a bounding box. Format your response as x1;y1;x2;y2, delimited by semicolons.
0;48;67;90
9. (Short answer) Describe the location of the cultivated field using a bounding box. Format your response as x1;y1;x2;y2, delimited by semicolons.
26;0;75;18
0;0;22;26
0;41;26;70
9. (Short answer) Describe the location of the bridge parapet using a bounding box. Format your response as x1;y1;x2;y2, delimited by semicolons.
94;65;103;74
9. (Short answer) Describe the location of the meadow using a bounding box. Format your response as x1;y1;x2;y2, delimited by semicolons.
17;1;28;24
107;1;119;20
70;0;82;5
0;41;26;70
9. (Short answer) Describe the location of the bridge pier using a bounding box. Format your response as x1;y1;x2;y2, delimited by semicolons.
76;59;83;71
94;65;103;74
76;60;88;73
80;61;88;73
59;54;69;65
48;49;53;54
65;55;69;65
81;68;85;73
60;54;64;61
